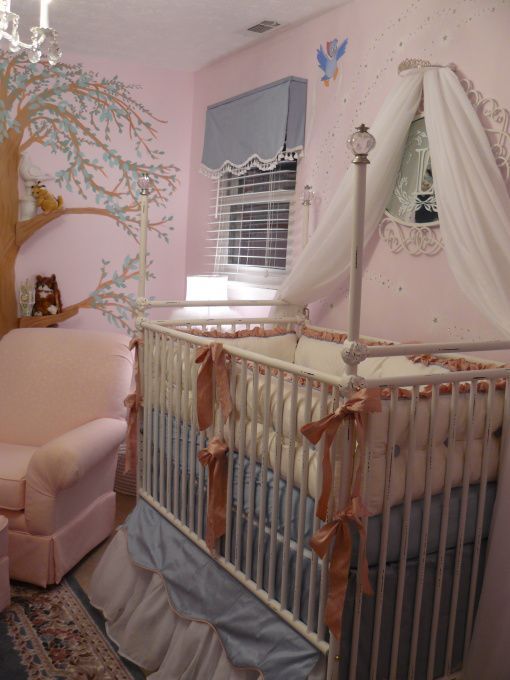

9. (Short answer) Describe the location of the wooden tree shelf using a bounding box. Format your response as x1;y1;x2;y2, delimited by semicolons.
18;307;79;328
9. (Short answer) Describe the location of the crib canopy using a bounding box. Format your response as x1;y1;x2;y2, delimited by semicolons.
278;65;510;338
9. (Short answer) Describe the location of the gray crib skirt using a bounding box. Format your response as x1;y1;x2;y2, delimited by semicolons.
124;499;320;680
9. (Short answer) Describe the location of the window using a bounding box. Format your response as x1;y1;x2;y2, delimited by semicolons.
208;159;297;284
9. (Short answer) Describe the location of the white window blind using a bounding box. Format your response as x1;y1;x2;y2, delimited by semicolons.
208;160;297;283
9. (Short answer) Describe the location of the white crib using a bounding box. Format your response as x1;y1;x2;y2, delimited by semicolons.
123;130;510;678
132;306;510;679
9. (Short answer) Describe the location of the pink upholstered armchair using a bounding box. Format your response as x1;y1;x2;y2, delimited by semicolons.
0;328;133;587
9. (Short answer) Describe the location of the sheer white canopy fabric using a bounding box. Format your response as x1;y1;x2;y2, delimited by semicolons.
278;72;424;304
278;66;510;339
423;67;510;337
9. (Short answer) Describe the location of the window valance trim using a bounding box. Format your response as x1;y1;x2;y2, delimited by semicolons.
200;76;307;179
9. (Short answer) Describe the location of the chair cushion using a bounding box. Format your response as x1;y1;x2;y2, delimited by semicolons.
0;329;133;446
0;442;37;511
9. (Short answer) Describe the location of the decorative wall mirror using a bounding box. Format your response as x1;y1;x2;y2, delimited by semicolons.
380;116;443;255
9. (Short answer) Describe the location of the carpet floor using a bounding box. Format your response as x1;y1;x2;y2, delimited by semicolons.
0;493;142;680
0;573;144;679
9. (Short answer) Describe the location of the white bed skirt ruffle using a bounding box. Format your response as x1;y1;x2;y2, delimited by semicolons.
89;528;326;679
89;528;262;679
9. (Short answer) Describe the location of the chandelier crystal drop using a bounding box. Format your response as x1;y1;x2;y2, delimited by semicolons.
0;0;61;64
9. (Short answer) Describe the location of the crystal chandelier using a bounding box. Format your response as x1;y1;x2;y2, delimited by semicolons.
0;0;62;64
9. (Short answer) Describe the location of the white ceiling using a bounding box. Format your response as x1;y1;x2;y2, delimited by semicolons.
11;0;349;71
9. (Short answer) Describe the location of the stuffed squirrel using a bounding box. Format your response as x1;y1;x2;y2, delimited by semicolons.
32;275;63;316
31;181;63;213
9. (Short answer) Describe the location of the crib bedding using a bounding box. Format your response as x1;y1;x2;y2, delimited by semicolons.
152;369;503;515
119;499;322;680
150;415;496;567
338;541;486;679
146;424;493;677
136;321;508;679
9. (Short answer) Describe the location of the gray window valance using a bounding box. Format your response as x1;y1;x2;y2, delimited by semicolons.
200;76;307;179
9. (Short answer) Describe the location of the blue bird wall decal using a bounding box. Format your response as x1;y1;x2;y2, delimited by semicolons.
316;37;348;87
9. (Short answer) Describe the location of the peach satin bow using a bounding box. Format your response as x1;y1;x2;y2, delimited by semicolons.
309;495;373;639
195;343;233;432
198;436;229;551
300;388;381;521
124;336;143;474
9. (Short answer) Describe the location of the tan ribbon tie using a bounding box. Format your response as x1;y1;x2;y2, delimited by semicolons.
300;388;381;521
198;436;229;551
309;495;373;640
124;336;143;474
195;342;233;432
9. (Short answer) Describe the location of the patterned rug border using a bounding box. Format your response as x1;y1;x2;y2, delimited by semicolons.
67;574;145;680
0;574;145;680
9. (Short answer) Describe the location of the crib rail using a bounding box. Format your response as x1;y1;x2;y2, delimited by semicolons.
137;319;510;680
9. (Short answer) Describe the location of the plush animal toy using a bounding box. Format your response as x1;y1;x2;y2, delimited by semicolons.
32;274;63;316
31;181;63;213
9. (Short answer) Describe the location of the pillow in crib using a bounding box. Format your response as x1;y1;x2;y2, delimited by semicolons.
294;330;389;377
294;334;346;376
373;355;451;379
186;327;297;363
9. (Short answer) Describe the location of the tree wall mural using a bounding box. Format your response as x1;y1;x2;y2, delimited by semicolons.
0;51;178;336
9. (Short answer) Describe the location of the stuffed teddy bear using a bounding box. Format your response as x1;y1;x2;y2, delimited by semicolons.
31;181;63;213
32;274;63;316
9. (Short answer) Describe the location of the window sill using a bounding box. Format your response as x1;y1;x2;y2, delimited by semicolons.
226;279;279;300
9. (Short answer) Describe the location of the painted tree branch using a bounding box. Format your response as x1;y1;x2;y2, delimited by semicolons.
0;50;179;335
16;207;118;246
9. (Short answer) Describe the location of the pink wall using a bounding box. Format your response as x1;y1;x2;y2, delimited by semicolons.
185;0;510;357
14;0;509;353
16;52;194;333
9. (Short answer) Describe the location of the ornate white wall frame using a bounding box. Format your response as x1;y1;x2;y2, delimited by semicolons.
379;78;510;256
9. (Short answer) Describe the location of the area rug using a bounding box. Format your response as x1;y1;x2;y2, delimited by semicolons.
0;574;145;679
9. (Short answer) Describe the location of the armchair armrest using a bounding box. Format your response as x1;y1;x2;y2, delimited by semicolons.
27;418;127;496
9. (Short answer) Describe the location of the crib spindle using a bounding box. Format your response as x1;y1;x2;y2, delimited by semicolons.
369;386;397;679
141;327;150;492
281;376;299;610
256;371;273;589
197;426;206;540
445;380;477;674
245;363;259;581
173;340;183;519
234;359;248;571
178;342;190;522
158;333;166;505
309;382;329;634
389;385;419;679
293;378;313;619
188;356;198;532
146;330;155;497
165;336;175;511
224;356;237;563
268;370;285;601
464;379;495;660
349;403;375;680
427;383;459;680
409;384;439;679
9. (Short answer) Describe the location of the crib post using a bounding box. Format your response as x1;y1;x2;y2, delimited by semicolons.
344;125;376;377
136;173;151;327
